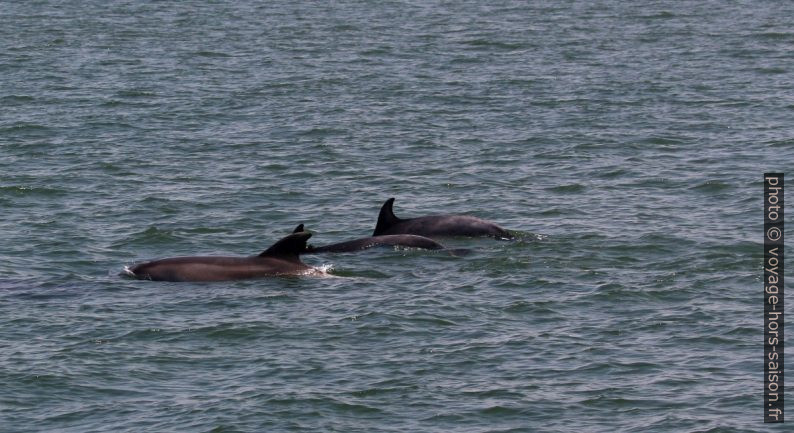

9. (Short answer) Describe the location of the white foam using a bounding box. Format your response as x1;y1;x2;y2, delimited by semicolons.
121;265;136;277
300;263;336;278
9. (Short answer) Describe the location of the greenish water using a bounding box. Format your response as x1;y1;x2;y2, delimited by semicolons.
1;1;791;431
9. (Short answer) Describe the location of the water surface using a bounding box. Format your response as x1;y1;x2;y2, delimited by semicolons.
1;1;792;431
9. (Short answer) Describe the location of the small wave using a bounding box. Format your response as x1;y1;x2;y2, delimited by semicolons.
756;66;787;75
638;136;686;146
0;123;50;133
593;168;631;179
754;31;794;41
1;95;35;105
690;180;733;193
546;183;585;194
641;11;675;19
0;185;68;197
479;405;524;415
765;138;793;147
296;127;347;137
114;89;157;98
126;226;182;243
503;300;558;315
193;50;232;58
462;39;526;51
504;230;545;242
300;264;336;278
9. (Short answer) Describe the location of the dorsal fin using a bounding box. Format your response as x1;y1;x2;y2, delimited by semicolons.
373;197;401;236
259;232;312;260
293;223;305;233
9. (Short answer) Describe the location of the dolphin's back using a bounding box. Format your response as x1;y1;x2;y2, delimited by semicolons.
129;256;305;281
372;198;511;238
128;232;313;282
381;215;509;238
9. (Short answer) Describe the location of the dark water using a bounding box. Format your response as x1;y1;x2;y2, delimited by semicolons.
1;1;792;431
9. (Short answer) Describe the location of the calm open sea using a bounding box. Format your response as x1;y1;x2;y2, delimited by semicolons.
1;1;792;432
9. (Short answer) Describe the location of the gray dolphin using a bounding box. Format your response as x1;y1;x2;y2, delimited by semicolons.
126;232;313;282
288;224;444;254
372;198;511;238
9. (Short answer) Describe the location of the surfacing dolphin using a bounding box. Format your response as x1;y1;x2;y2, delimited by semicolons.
372;198;512;239
125;232;313;282
290;224;447;254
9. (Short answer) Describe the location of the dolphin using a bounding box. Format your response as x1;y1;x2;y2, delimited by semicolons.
372;198;512;238
287;224;444;253
125;232;313;282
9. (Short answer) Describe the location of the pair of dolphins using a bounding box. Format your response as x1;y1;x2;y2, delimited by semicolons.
126;198;511;282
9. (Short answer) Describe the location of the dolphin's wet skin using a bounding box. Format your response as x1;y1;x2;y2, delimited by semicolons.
126;232;313;282
372;198;512;239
